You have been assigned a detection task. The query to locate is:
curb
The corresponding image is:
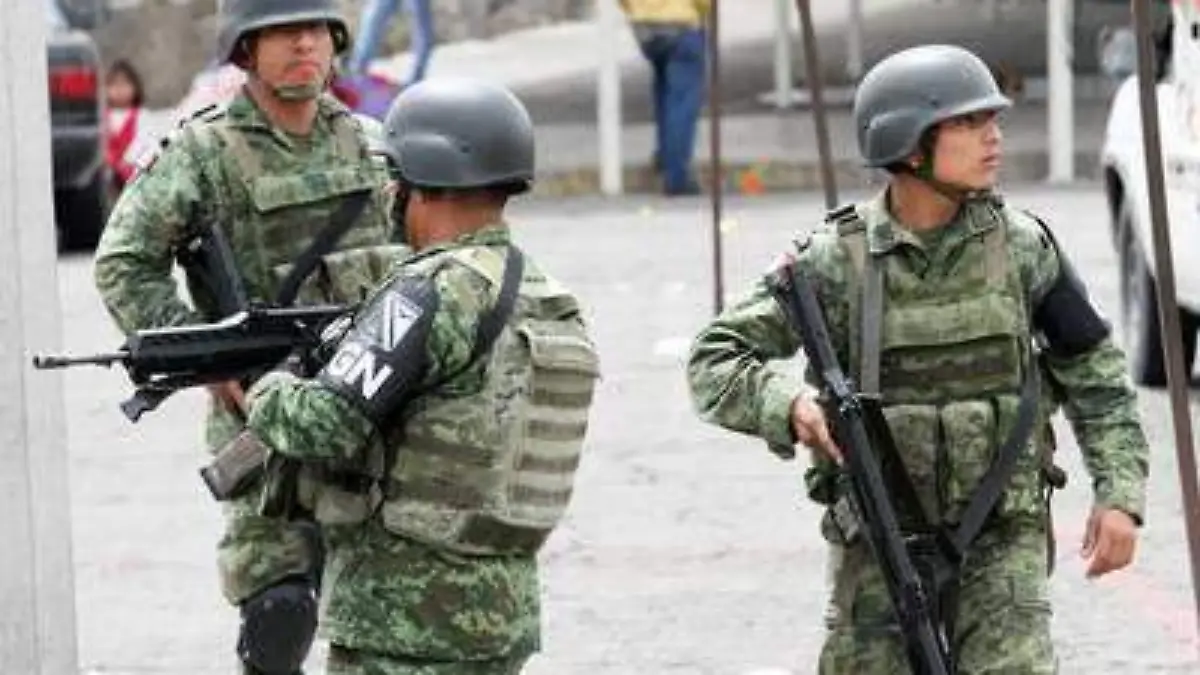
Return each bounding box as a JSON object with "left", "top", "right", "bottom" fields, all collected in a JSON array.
[{"left": 532, "top": 151, "right": 1104, "bottom": 198}]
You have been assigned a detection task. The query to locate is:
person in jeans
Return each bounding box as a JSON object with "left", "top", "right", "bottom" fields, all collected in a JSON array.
[
  {"left": 347, "top": 0, "right": 434, "bottom": 87},
  {"left": 620, "top": 0, "right": 710, "bottom": 196}
]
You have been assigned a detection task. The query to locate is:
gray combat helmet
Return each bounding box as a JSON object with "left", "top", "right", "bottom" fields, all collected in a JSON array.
[
  {"left": 217, "top": 0, "right": 350, "bottom": 65},
  {"left": 853, "top": 45, "right": 1011, "bottom": 168},
  {"left": 382, "top": 78, "right": 535, "bottom": 192}
]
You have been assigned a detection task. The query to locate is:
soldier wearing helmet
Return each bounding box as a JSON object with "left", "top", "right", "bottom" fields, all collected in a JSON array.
[
  {"left": 235, "top": 78, "right": 599, "bottom": 674},
  {"left": 94, "top": 1, "right": 404, "bottom": 673},
  {"left": 687, "top": 45, "right": 1148, "bottom": 672}
]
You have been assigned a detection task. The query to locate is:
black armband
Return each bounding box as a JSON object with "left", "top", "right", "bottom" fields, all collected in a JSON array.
[
  {"left": 317, "top": 275, "right": 438, "bottom": 426},
  {"left": 1033, "top": 253, "right": 1111, "bottom": 358}
]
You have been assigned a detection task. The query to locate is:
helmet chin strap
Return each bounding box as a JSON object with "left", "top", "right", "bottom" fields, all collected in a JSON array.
[
  {"left": 908, "top": 155, "right": 992, "bottom": 203},
  {"left": 247, "top": 69, "right": 324, "bottom": 102}
]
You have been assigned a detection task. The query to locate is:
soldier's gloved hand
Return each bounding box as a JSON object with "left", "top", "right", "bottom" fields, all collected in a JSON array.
[
  {"left": 1081, "top": 506, "right": 1138, "bottom": 578},
  {"left": 791, "top": 394, "right": 843, "bottom": 465}
]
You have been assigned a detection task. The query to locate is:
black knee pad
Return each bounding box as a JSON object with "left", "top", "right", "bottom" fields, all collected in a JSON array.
[{"left": 237, "top": 578, "right": 318, "bottom": 675}]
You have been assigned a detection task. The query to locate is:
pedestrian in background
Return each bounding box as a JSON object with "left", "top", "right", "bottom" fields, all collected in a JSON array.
[
  {"left": 104, "top": 58, "right": 148, "bottom": 194},
  {"left": 347, "top": 0, "right": 435, "bottom": 87},
  {"left": 620, "top": 0, "right": 710, "bottom": 196}
]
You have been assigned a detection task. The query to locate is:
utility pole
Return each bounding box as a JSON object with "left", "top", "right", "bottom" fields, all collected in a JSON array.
[{"left": 0, "top": 0, "right": 80, "bottom": 672}]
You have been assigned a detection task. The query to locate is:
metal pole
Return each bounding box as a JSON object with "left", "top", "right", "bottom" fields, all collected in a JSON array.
[
  {"left": 846, "top": 0, "right": 864, "bottom": 82},
  {"left": 597, "top": 0, "right": 624, "bottom": 195},
  {"left": 1048, "top": 0, "right": 1076, "bottom": 182},
  {"left": 794, "top": 0, "right": 838, "bottom": 209},
  {"left": 1, "top": 0, "right": 79, "bottom": 672},
  {"left": 707, "top": 0, "right": 725, "bottom": 315},
  {"left": 773, "top": 0, "right": 793, "bottom": 110},
  {"left": 1131, "top": 0, "right": 1200, "bottom": 644}
]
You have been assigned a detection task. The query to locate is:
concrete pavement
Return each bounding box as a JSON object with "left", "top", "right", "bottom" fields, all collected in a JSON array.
[{"left": 56, "top": 185, "right": 1200, "bottom": 673}]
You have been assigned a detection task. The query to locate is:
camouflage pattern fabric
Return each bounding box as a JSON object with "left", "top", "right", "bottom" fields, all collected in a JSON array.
[
  {"left": 819, "top": 526, "right": 1055, "bottom": 673},
  {"left": 686, "top": 189, "right": 1149, "bottom": 671},
  {"left": 93, "top": 89, "right": 399, "bottom": 607},
  {"left": 326, "top": 641, "right": 529, "bottom": 675},
  {"left": 246, "top": 225, "right": 594, "bottom": 665}
]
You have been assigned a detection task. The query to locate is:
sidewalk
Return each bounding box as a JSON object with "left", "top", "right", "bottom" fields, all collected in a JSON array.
[{"left": 363, "top": 0, "right": 1124, "bottom": 196}]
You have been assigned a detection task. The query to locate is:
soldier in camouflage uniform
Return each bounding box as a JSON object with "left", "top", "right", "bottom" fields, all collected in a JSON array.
[
  {"left": 232, "top": 77, "right": 600, "bottom": 674},
  {"left": 686, "top": 45, "right": 1149, "bottom": 673},
  {"left": 93, "top": 1, "right": 404, "bottom": 673}
]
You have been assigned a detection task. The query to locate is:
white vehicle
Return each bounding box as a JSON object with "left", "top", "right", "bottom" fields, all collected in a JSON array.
[{"left": 1100, "top": 0, "right": 1200, "bottom": 386}]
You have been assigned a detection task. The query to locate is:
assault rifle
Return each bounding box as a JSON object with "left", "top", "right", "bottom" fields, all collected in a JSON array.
[
  {"left": 767, "top": 263, "right": 955, "bottom": 675},
  {"left": 32, "top": 304, "right": 348, "bottom": 422}
]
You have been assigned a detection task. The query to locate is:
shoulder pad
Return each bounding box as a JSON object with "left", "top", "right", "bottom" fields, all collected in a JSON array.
[
  {"left": 319, "top": 93, "right": 354, "bottom": 118},
  {"left": 177, "top": 101, "right": 229, "bottom": 129},
  {"left": 1011, "top": 208, "right": 1059, "bottom": 252},
  {"left": 446, "top": 246, "right": 507, "bottom": 288},
  {"left": 793, "top": 232, "right": 812, "bottom": 254},
  {"left": 825, "top": 204, "right": 865, "bottom": 235}
]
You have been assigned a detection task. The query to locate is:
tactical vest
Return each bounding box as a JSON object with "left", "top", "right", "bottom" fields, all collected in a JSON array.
[
  {"left": 182, "top": 98, "right": 404, "bottom": 451},
  {"left": 831, "top": 200, "right": 1053, "bottom": 529},
  {"left": 180, "top": 98, "right": 398, "bottom": 316},
  {"left": 309, "top": 246, "right": 600, "bottom": 556}
]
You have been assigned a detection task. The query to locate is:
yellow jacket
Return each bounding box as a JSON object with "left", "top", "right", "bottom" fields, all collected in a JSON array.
[{"left": 619, "top": 0, "right": 711, "bottom": 27}]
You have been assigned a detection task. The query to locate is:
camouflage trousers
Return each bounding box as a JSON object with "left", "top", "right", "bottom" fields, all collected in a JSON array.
[
  {"left": 818, "top": 524, "right": 1057, "bottom": 674},
  {"left": 209, "top": 408, "right": 321, "bottom": 605},
  {"left": 325, "top": 645, "right": 530, "bottom": 675}
]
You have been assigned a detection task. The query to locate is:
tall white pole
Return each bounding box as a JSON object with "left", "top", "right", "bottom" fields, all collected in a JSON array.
[
  {"left": 846, "top": 0, "right": 864, "bottom": 81},
  {"left": 0, "top": 1, "right": 79, "bottom": 673},
  {"left": 597, "top": 0, "right": 624, "bottom": 195},
  {"left": 773, "top": 0, "right": 793, "bottom": 109},
  {"left": 1047, "top": 0, "right": 1075, "bottom": 182}
]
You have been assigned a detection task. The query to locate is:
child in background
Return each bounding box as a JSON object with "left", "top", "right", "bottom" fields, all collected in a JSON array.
[{"left": 104, "top": 59, "right": 147, "bottom": 194}]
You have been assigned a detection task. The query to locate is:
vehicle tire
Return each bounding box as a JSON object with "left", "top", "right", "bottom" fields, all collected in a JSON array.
[
  {"left": 1118, "top": 205, "right": 1199, "bottom": 386},
  {"left": 59, "top": 170, "right": 110, "bottom": 252}
]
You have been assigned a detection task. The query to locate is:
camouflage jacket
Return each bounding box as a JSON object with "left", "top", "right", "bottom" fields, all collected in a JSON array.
[
  {"left": 245, "top": 225, "right": 552, "bottom": 660},
  {"left": 686, "top": 190, "right": 1149, "bottom": 524},
  {"left": 93, "top": 90, "right": 397, "bottom": 333},
  {"left": 93, "top": 90, "right": 401, "bottom": 452}
]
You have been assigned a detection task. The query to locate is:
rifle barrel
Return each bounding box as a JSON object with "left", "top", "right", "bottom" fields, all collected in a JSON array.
[{"left": 31, "top": 353, "right": 126, "bottom": 369}]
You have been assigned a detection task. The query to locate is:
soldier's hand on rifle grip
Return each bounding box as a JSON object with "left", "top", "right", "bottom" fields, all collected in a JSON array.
[
  {"left": 1081, "top": 506, "right": 1139, "bottom": 579},
  {"left": 791, "top": 394, "right": 843, "bottom": 465},
  {"left": 207, "top": 380, "right": 247, "bottom": 419}
]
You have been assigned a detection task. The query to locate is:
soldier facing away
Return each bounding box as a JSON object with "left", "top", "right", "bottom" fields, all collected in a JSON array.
[
  {"left": 686, "top": 44, "right": 1149, "bottom": 673},
  {"left": 233, "top": 77, "right": 601, "bottom": 674},
  {"left": 92, "top": 0, "right": 403, "bottom": 672}
]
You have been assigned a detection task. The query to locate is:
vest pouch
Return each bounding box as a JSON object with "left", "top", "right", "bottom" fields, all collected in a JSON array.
[
  {"left": 249, "top": 167, "right": 389, "bottom": 272},
  {"left": 879, "top": 293, "right": 1024, "bottom": 403},
  {"left": 270, "top": 244, "right": 410, "bottom": 306},
  {"left": 504, "top": 320, "right": 599, "bottom": 530},
  {"left": 940, "top": 395, "right": 1041, "bottom": 526},
  {"left": 878, "top": 404, "right": 941, "bottom": 529}
]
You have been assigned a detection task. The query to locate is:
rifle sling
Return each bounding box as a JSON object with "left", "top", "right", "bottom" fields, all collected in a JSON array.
[
  {"left": 275, "top": 190, "right": 372, "bottom": 306},
  {"left": 438, "top": 244, "right": 525, "bottom": 384},
  {"left": 858, "top": 237, "right": 1041, "bottom": 562}
]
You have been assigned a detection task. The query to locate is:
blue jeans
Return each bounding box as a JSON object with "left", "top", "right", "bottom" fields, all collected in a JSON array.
[
  {"left": 636, "top": 25, "right": 706, "bottom": 193},
  {"left": 348, "top": 0, "right": 434, "bottom": 85}
]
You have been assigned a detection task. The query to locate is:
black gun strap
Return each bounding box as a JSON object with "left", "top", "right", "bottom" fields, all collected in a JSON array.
[
  {"left": 949, "top": 367, "right": 1040, "bottom": 556},
  {"left": 276, "top": 190, "right": 371, "bottom": 306},
  {"left": 473, "top": 245, "right": 524, "bottom": 363}
]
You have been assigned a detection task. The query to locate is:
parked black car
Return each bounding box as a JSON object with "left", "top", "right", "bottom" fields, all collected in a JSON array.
[{"left": 46, "top": 0, "right": 108, "bottom": 250}]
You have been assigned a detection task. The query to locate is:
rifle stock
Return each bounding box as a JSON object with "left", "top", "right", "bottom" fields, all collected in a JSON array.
[{"left": 768, "top": 264, "right": 954, "bottom": 675}]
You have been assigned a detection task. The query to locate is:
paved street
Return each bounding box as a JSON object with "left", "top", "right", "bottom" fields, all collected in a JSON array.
[{"left": 54, "top": 184, "right": 1200, "bottom": 674}]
